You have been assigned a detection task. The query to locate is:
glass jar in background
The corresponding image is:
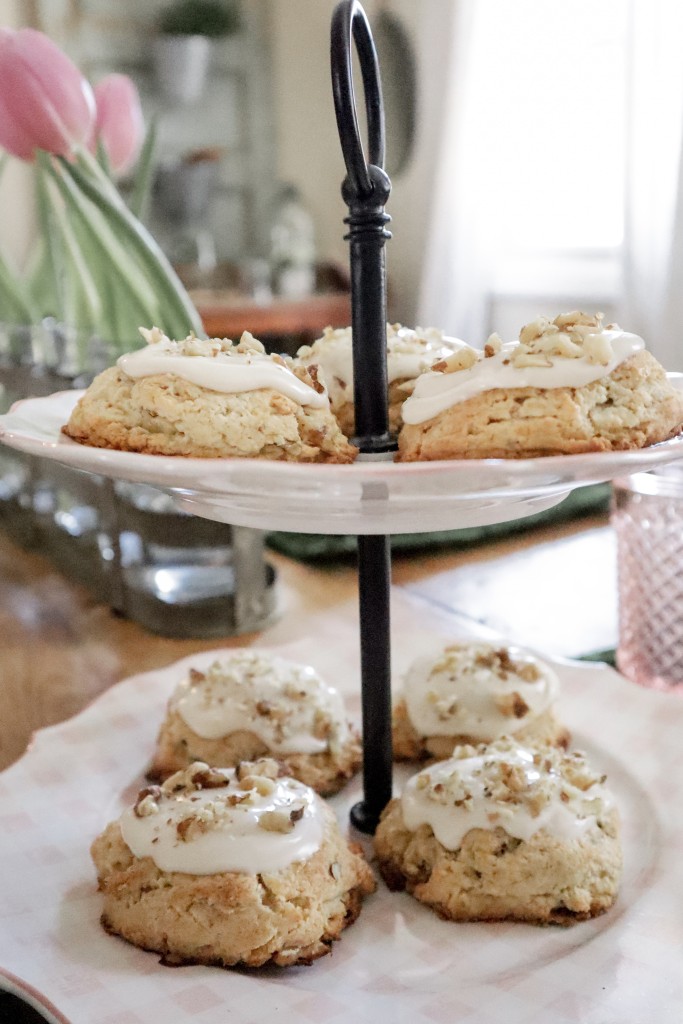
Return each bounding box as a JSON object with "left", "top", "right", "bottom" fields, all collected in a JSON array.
[
  {"left": 113, "top": 483, "right": 278, "bottom": 639},
  {"left": 269, "top": 184, "right": 316, "bottom": 299},
  {"left": 612, "top": 464, "right": 683, "bottom": 691}
]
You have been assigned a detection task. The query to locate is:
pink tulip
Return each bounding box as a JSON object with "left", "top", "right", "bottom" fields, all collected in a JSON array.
[
  {"left": 93, "top": 74, "right": 144, "bottom": 176},
  {"left": 0, "top": 28, "right": 95, "bottom": 160}
]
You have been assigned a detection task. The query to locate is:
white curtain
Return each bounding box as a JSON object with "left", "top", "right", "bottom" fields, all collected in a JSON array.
[
  {"left": 620, "top": 0, "right": 683, "bottom": 369},
  {"left": 418, "top": 0, "right": 683, "bottom": 367},
  {"left": 415, "top": 0, "right": 493, "bottom": 345}
]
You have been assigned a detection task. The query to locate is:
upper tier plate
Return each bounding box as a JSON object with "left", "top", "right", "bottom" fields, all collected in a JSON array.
[{"left": 1, "top": 388, "right": 683, "bottom": 534}]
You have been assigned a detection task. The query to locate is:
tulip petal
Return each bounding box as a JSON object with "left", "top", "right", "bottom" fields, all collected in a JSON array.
[
  {"left": 0, "top": 28, "right": 95, "bottom": 160},
  {"left": 94, "top": 74, "right": 144, "bottom": 176}
]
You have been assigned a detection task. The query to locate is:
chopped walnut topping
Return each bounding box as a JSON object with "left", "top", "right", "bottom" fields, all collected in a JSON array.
[
  {"left": 191, "top": 766, "right": 230, "bottom": 790},
  {"left": 134, "top": 786, "right": 162, "bottom": 817},
  {"left": 305, "top": 363, "right": 327, "bottom": 395},
  {"left": 484, "top": 333, "right": 503, "bottom": 357},
  {"left": 236, "top": 758, "right": 287, "bottom": 782},
  {"left": 239, "top": 774, "right": 276, "bottom": 797},
  {"left": 432, "top": 347, "right": 478, "bottom": 374},
  {"left": 411, "top": 737, "right": 612, "bottom": 831},
  {"left": 176, "top": 816, "right": 195, "bottom": 841},
  {"left": 513, "top": 311, "right": 611, "bottom": 368},
  {"left": 495, "top": 691, "right": 530, "bottom": 719},
  {"left": 516, "top": 662, "right": 541, "bottom": 683},
  {"left": 259, "top": 810, "right": 296, "bottom": 833},
  {"left": 237, "top": 330, "right": 266, "bottom": 354}
]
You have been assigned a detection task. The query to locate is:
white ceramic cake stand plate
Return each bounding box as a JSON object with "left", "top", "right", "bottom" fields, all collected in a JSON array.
[
  {"left": 0, "top": 630, "right": 682, "bottom": 1024},
  {"left": 2, "top": 389, "right": 683, "bottom": 533}
]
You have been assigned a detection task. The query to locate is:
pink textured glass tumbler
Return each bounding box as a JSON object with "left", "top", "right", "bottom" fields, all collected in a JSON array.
[{"left": 612, "top": 465, "right": 683, "bottom": 691}]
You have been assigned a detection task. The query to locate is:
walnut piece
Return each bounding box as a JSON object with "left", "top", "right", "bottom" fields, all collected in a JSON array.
[{"left": 134, "top": 786, "right": 161, "bottom": 817}]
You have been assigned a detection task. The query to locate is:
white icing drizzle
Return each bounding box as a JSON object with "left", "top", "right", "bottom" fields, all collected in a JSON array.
[
  {"left": 402, "top": 329, "right": 645, "bottom": 425},
  {"left": 297, "top": 324, "right": 466, "bottom": 410},
  {"left": 120, "top": 763, "right": 325, "bottom": 875},
  {"left": 401, "top": 739, "right": 614, "bottom": 850},
  {"left": 403, "top": 642, "right": 559, "bottom": 740},
  {"left": 172, "top": 650, "right": 351, "bottom": 756},
  {"left": 117, "top": 328, "right": 328, "bottom": 408}
]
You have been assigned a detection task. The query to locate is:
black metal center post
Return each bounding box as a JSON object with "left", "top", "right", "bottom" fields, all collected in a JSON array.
[{"left": 331, "top": 0, "right": 395, "bottom": 833}]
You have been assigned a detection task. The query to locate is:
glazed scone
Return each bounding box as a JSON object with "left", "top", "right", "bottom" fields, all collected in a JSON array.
[
  {"left": 399, "top": 312, "right": 683, "bottom": 460},
  {"left": 374, "top": 738, "right": 621, "bottom": 924},
  {"left": 148, "top": 651, "right": 362, "bottom": 796},
  {"left": 91, "top": 759, "right": 375, "bottom": 968},
  {"left": 392, "top": 642, "right": 569, "bottom": 761},
  {"left": 296, "top": 323, "right": 465, "bottom": 437},
  {"left": 63, "top": 328, "right": 357, "bottom": 463}
]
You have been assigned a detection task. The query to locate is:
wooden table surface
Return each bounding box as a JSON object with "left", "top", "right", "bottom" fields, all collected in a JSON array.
[{"left": 0, "top": 513, "right": 615, "bottom": 773}]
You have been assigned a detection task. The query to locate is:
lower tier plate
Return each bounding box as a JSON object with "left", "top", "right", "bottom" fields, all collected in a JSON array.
[{"left": 1, "top": 632, "right": 682, "bottom": 1024}]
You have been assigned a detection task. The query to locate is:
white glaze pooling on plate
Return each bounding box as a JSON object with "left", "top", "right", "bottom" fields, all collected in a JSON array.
[
  {"left": 402, "top": 329, "right": 645, "bottom": 425},
  {"left": 404, "top": 641, "right": 559, "bottom": 740},
  {"left": 118, "top": 330, "right": 327, "bottom": 408},
  {"left": 119, "top": 764, "right": 324, "bottom": 874},
  {"left": 297, "top": 324, "right": 466, "bottom": 409},
  {"left": 173, "top": 650, "right": 351, "bottom": 755},
  {"left": 401, "top": 738, "right": 615, "bottom": 850}
]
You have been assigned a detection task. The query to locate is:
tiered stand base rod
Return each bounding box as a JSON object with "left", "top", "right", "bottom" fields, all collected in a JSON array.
[{"left": 331, "top": 0, "right": 395, "bottom": 833}]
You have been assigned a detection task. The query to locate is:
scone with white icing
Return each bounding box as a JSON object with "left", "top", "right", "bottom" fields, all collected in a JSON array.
[
  {"left": 148, "top": 650, "right": 362, "bottom": 796},
  {"left": 374, "top": 738, "right": 621, "bottom": 924},
  {"left": 392, "top": 642, "right": 569, "bottom": 761},
  {"left": 398, "top": 312, "right": 683, "bottom": 460},
  {"left": 63, "top": 328, "right": 357, "bottom": 463},
  {"left": 296, "top": 323, "right": 465, "bottom": 437},
  {"left": 92, "top": 759, "right": 375, "bottom": 968}
]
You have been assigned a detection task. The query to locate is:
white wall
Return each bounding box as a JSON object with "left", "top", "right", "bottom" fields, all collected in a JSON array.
[
  {"left": 0, "top": 0, "right": 36, "bottom": 270},
  {"left": 268, "top": 0, "right": 455, "bottom": 325}
]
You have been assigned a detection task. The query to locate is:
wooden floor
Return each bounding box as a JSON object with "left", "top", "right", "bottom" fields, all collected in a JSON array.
[{"left": 0, "top": 513, "right": 615, "bottom": 772}]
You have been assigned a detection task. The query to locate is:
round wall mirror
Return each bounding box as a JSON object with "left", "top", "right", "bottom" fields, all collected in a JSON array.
[{"left": 373, "top": 10, "right": 417, "bottom": 178}]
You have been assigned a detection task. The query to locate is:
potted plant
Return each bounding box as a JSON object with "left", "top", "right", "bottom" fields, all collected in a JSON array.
[{"left": 153, "top": 0, "right": 242, "bottom": 106}]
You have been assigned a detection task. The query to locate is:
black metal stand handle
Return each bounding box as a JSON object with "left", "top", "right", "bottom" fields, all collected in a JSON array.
[{"left": 331, "top": 0, "right": 394, "bottom": 833}]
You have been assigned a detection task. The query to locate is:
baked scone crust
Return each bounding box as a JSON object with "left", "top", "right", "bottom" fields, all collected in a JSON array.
[
  {"left": 91, "top": 805, "right": 375, "bottom": 968},
  {"left": 148, "top": 709, "right": 362, "bottom": 796},
  {"left": 398, "top": 350, "right": 683, "bottom": 461},
  {"left": 392, "top": 699, "right": 570, "bottom": 762},
  {"left": 335, "top": 378, "right": 416, "bottom": 439},
  {"left": 374, "top": 801, "right": 621, "bottom": 925},
  {"left": 63, "top": 366, "right": 357, "bottom": 463}
]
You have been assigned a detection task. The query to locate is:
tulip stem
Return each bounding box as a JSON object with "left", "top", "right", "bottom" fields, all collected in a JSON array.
[
  {"left": 62, "top": 153, "right": 205, "bottom": 339},
  {"left": 47, "top": 158, "right": 164, "bottom": 340},
  {"left": 34, "top": 154, "right": 66, "bottom": 325},
  {"left": 129, "top": 119, "right": 157, "bottom": 222}
]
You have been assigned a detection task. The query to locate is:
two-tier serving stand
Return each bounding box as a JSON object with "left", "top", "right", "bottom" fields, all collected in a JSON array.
[{"left": 2, "top": 0, "right": 683, "bottom": 835}]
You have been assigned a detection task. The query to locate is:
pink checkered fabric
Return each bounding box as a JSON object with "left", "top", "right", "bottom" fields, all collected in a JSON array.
[{"left": 1, "top": 597, "right": 682, "bottom": 1023}]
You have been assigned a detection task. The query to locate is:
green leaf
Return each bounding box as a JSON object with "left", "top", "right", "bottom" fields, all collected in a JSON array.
[
  {"left": 96, "top": 135, "right": 113, "bottom": 179},
  {"left": 0, "top": 252, "right": 36, "bottom": 324},
  {"left": 34, "top": 153, "right": 66, "bottom": 323},
  {"left": 46, "top": 158, "right": 166, "bottom": 341},
  {"left": 129, "top": 118, "right": 157, "bottom": 221},
  {"left": 60, "top": 155, "right": 205, "bottom": 338},
  {"left": 25, "top": 239, "right": 60, "bottom": 319},
  {"left": 39, "top": 171, "right": 102, "bottom": 332}
]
